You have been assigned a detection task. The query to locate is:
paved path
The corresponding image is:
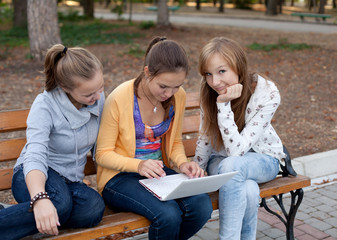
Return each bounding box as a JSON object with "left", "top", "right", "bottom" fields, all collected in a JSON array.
[{"left": 94, "top": 12, "right": 337, "bottom": 34}]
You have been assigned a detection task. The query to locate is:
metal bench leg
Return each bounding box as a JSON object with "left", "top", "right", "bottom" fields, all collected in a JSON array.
[{"left": 260, "top": 188, "right": 304, "bottom": 240}]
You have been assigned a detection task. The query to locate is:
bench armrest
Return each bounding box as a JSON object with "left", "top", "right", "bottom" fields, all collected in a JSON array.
[{"left": 279, "top": 145, "right": 297, "bottom": 177}]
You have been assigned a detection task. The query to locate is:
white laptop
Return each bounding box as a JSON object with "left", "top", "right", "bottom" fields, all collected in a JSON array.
[{"left": 139, "top": 171, "right": 237, "bottom": 201}]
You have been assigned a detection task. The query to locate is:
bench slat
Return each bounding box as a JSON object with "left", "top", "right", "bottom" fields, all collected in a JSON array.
[
  {"left": 185, "top": 91, "right": 199, "bottom": 110},
  {"left": 259, "top": 174, "right": 311, "bottom": 198},
  {"left": 0, "top": 109, "right": 29, "bottom": 133},
  {"left": 44, "top": 212, "right": 150, "bottom": 240},
  {"left": 182, "top": 114, "right": 200, "bottom": 134},
  {"left": 0, "top": 168, "right": 13, "bottom": 190},
  {"left": 0, "top": 138, "right": 26, "bottom": 162},
  {"left": 183, "top": 138, "right": 198, "bottom": 157}
]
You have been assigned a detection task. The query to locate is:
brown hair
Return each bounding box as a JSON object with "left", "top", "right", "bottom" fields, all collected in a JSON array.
[
  {"left": 134, "top": 36, "right": 189, "bottom": 117},
  {"left": 44, "top": 44, "right": 103, "bottom": 92},
  {"left": 198, "top": 37, "right": 254, "bottom": 150}
]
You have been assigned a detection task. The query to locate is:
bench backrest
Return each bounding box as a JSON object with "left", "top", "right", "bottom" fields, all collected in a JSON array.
[{"left": 0, "top": 92, "right": 201, "bottom": 191}]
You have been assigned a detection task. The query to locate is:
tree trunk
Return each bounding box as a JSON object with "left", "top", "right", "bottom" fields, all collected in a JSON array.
[
  {"left": 266, "top": 0, "right": 278, "bottom": 15},
  {"left": 157, "top": 0, "right": 170, "bottom": 27},
  {"left": 278, "top": 0, "right": 282, "bottom": 14},
  {"left": 308, "top": 0, "right": 316, "bottom": 11},
  {"left": 83, "top": 0, "right": 94, "bottom": 18},
  {"left": 13, "top": 0, "right": 27, "bottom": 27},
  {"left": 129, "top": 0, "right": 133, "bottom": 23},
  {"left": 105, "top": 0, "right": 111, "bottom": 8},
  {"left": 318, "top": 0, "right": 326, "bottom": 13},
  {"left": 27, "top": 0, "right": 61, "bottom": 61},
  {"left": 196, "top": 0, "right": 201, "bottom": 10},
  {"left": 219, "top": 0, "right": 225, "bottom": 12}
]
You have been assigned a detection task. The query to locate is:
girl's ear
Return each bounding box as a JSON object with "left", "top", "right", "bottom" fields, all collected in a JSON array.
[{"left": 143, "top": 66, "right": 150, "bottom": 78}]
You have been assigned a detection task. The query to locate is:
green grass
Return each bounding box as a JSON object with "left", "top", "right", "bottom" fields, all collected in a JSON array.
[
  {"left": 139, "top": 20, "right": 155, "bottom": 30},
  {"left": 61, "top": 21, "right": 142, "bottom": 46},
  {"left": 0, "top": 4, "right": 12, "bottom": 24},
  {"left": 0, "top": 19, "right": 142, "bottom": 49},
  {"left": 247, "top": 38, "right": 313, "bottom": 51},
  {"left": 0, "top": 27, "right": 29, "bottom": 47}
]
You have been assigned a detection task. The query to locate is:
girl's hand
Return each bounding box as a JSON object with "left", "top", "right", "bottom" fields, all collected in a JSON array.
[
  {"left": 217, "top": 83, "right": 243, "bottom": 103},
  {"left": 179, "top": 162, "right": 205, "bottom": 178},
  {"left": 33, "top": 199, "right": 60, "bottom": 236},
  {"left": 138, "top": 159, "right": 166, "bottom": 179}
]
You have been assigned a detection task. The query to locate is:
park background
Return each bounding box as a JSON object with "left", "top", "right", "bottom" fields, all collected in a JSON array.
[{"left": 0, "top": 1, "right": 337, "bottom": 239}]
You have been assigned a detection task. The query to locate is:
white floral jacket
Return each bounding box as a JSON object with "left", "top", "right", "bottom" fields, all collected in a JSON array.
[{"left": 194, "top": 75, "right": 286, "bottom": 170}]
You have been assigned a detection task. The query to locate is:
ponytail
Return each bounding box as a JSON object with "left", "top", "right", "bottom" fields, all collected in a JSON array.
[{"left": 43, "top": 44, "right": 102, "bottom": 92}]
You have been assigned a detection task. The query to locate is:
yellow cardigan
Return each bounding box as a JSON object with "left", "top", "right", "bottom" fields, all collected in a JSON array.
[{"left": 95, "top": 79, "right": 188, "bottom": 193}]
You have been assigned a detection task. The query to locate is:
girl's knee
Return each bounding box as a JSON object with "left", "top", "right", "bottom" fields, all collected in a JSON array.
[
  {"left": 245, "top": 180, "right": 260, "bottom": 208},
  {"left": 46, "top": 185, "right": 72, "bottom": 219},
  {"left": 52, "top": 194, "right": 73, "bottom": 222},
  {"left": 218, "top": 156, "right": 243, "bottom": 174},
  {"left": 67, "top": 195, "right": 105, "bottom": 228},
  {"left": 180, "top": 194, "right": 212, "bottom": 225},
  {"left": 154, "top": 208, "right": 182, "bottom": 229},
  {"left": 193, "top": 194, "right": 213, "bottom": 218},
  {"left": 84, "top": 193, "right": 105, "bottom": 220}
]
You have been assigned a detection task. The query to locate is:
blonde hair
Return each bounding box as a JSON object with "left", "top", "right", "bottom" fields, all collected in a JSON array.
[
  {"left": 44, "top": 44, "right": 102, "bottom": 91},
  {"left": 198, "top": 37, "right": 254, "bottom": 150}
]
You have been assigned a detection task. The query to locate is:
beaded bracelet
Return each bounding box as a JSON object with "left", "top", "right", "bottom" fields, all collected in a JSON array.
[{"left": 29, "top": 191, "right": 50, "bottom": 212}]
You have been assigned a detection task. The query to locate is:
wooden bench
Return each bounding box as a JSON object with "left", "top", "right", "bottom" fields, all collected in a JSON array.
[
  {"left": 291, "top": 12, "right": 332, "bottom": 21},
  {"left": 146, "top": 5, "right": 181, "bottom": 12},
  {"left": 0, "top": 91, "right": 311, "bottom": 240}
]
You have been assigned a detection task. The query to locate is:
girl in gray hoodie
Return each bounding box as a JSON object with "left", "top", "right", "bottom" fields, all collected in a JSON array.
[{"left": 0, "top": 44, "right": 105, "bottom": 239}]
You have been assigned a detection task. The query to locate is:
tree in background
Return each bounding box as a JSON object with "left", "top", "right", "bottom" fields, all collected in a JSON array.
[
  {"left": 157, "top": 0, "right": 170, "bottom": 27},
  {"left": 219, "top": 0, "right": 225, "bottom": 12},
  {"left": 81, "top": 0, "right": 94, "bottom": 18},
  {"left": 27, "top": 0, "right": 61, "bottom": 61},
  {"left": 266, "top": 0, "right": 278, "bottom": 15},
  {"left": 318, "top": 0, "right": 326, "bottom": 13},
  {"left": 196, "top": 0, "right": 201, "bottom": 10},
  {"left": 13, "top": 0, "right": 27, "bottom": 27},
  {"left": 235, "top": 0, "right": 252, "bottom": 9}
]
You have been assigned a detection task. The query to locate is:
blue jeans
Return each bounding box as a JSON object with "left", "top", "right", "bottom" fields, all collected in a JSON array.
[
  {"left": 0, "top": 166, "right": 105, "bottom": 240},
  {"left": 102, "top": 167, "right": 213, "bottom": 240},
  {"left": 207, "top": 152, "right": 279, "bottom": 240}
]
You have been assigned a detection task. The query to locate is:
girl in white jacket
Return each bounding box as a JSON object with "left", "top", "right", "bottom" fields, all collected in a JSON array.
[{"left": 194, "top": 37, "right": 286, "bottom": 240}]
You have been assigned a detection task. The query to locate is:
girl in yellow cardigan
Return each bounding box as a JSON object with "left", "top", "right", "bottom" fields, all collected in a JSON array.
[{"left": 95, "top": 37, "right": 212, "bottom": 239}]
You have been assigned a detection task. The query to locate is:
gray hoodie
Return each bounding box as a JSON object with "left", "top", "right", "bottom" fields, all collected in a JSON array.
[{"left": 14, "top": 87, "right": 105, "bottom": 182}]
